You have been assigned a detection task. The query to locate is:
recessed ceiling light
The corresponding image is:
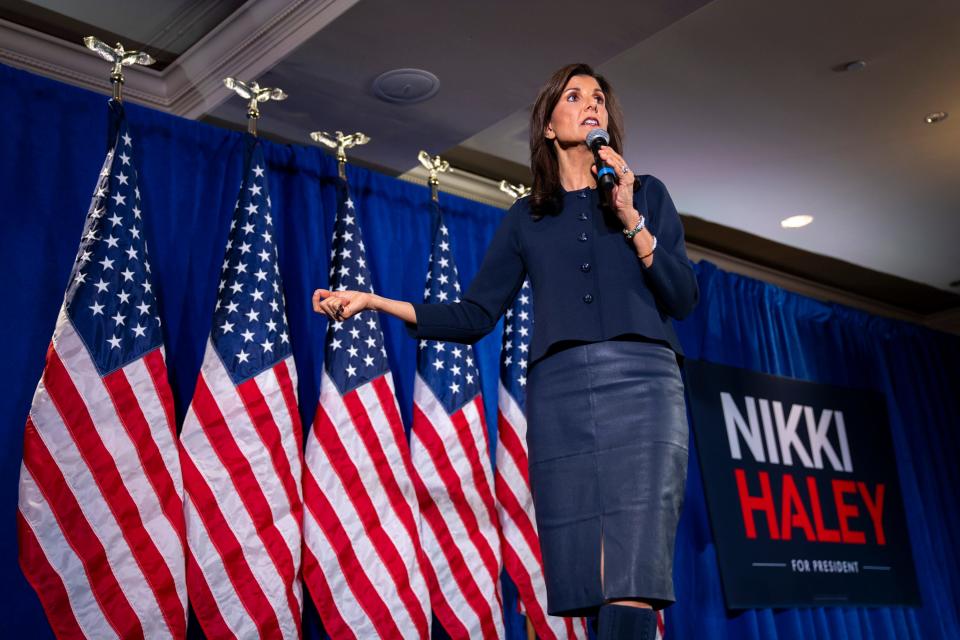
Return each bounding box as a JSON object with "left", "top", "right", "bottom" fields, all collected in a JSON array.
[
  {"left": 925, "top": 111, "right": 948, "bottom": 124},
  {"left": 372, "top": 68, "right": 440, "bottom": 104},
  {"left": 781, "top": 215, "right": 813, "bottom": 229},
  {"left": 832, "top": 59, "right": 866, "bottom": 73}
]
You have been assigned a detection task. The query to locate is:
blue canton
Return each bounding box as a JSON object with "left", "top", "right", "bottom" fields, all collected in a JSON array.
[
  {"left": 211, "top": 138, "right": 291, "bottom": 384},
  {"left": 324, "top": 182, "right": 390, "bottom": 394},
  {"left": 65, "top": 101, "right": 162, "bottom": 375},
  {"left": 500, "top": 279, "right": 533, "bottom": 412},
  {"left": 417, "top": 208, "right": 481, "bottom": 414}
]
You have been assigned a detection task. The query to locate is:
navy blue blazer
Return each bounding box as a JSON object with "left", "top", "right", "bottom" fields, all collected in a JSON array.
[{"left": 408, "top": 175, "right": 699, "bottom": 365}]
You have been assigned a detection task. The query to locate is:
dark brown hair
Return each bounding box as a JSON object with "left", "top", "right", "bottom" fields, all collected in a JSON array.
[{"left": 529, "top": 63, "right": 624, "bottom": 217}]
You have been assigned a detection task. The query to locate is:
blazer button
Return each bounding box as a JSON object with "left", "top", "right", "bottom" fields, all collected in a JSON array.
[
  {"left": 578, "top": 232, "right": 588, "bottom": 242},
  {"left": 583, "top": 293, "right": 593, "bottom": 304},
  {"left": 580, "top": 262, "right": 591, "bottom": 272},
  {"left": 578, "top": 213, "right": 588, "bottom": 221}
]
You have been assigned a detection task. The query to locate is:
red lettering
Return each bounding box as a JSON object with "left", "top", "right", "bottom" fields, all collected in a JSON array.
[
  {"left": 735, "top": 469, "right": 779, "bottom": 539},
  {"left": 806, "top": 476, "right": 840, "bottom": 542},
  {"left": 780, "top": 474, "right": 816, "bottom": 541},
  {"left": 858, "top": 482, "right": 886, "bottom": 545},
  {"left": 832, "top": 479, "right": 865, "bottom": 544}
]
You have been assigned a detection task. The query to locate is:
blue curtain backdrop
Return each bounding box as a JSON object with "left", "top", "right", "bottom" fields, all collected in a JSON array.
[{"left": 1, "top": 63, "right": 957, "bottom": 639}]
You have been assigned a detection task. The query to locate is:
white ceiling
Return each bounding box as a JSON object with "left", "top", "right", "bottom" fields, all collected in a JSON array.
[{"left": 2, "top": 0, "right": 958, "bottom": 293}]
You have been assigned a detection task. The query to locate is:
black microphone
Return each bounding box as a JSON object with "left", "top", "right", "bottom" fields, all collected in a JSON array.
[{"left": 586, "top": 128, "right": 617, "bottom": 196}]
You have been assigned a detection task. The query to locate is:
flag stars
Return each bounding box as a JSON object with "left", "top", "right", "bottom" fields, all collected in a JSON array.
[
  {"left": 116, "top": 172, "right": 129, "bottom": 186},
  {"left": 136, "top": 301, "right": 150, "bottom": 315},
  {"left": 245, "top": 309, "right": 259, "bottom": 323},
  {"left": 241, "top": 329, "right": 255, "bottom": 342},
  {"left": 261, "top": 338, "right": 273, "bottom": 353},
  {"left": 95, "top": 278, "right": 110, "bottom": 293},
  {"left": 111, "top": 192, "right": 126, "bottom": 206},
  {"left": 105, "top": 235, "right": 120, "bottom": 249},
  {"left": 125, "top": 246, "right": 138, "bottom": 261},
  {"left": 237, "top": 350, "right": 250, "bottom": 363},
  {"left": 249, "top": 183, "right": 262, "bottom": 196},
  {"left": 112, "top": 311, "right": 126, "bottom": 326},
  {"left": 252, "top": 165, "right": 265, "bottom": 177},
  {"left": 239, "top": 242, "right": 252, "bottom": 254},
  {"left": 108, "top": 212, "right": 123, "bottom": 226},
  {"left": 119, "top": 152, "right": 130, "bottom": 165},
  {"left": 245, "top": 202, "right": 258, "bottom": 216},
  {"left": 99, "top": 256, "right": 115, "bottom": 270},
  {"left": 117, "top": 290, "right": 131, "bottom": 304},
  {"left": 122, "top": 132, "right": 132, "bottom": 146},
  {"left": 120, "top": 268, "right": 135, "bottom": 282},
  {"left": 132, "top": 324, "right": 147, "bottom": 338},
  {"left": 221, "top": 321, "right": 235, "bottom": 334},
  {"left": 346, "top": 364, "right": 357, "bottom": 377},
  {"left": 90, "top": 301, "right": 105, "bottom": 316},
  {"left": 107, "top": 335, "right": 122, "bottom": 349},
  {"left": 242, "top": 222, "right": 255, "bottom": 235}
]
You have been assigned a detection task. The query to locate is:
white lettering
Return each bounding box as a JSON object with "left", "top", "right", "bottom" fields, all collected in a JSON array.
[{"left": 721, "top": 392, "right": 765, "bottom": 462}]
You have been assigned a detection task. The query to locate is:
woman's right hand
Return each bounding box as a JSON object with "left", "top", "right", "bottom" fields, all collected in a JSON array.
[{"left": 312, "top": 288, "right": 376, "bottom": 321}]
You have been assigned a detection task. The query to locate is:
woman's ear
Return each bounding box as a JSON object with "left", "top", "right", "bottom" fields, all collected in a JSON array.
[{"left": 544, "top": 123, "right": 555, "bottom": 140}]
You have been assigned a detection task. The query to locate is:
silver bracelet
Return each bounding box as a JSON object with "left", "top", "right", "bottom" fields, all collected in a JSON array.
[{"left": 623, "top": 214, "right": 645, "bottom": 240}]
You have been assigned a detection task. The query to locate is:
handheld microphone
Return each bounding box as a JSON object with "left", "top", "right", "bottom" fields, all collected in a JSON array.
[{"left": 586, "top": 128, "right": 617, "bottom": 194}]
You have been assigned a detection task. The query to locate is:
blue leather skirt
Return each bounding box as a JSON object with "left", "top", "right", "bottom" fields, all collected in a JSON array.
[{"left": 526, "top": 338, "right": 689, "bottom": 616}]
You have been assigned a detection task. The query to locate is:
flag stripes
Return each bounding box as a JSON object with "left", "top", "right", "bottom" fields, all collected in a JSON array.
[
  {"left": 411, "top": 382, "right": 505, "bottom": 639},
  {"left": 304, "top": 372, "right": 430, "bottom": 639},
  {"left": 181, "top": 344, "right": 303, "bottom": 639}
]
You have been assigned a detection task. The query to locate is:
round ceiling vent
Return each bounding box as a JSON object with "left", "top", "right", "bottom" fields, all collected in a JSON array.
[{"left": 372, "top": 68, "right": 440, "bottom": 104}]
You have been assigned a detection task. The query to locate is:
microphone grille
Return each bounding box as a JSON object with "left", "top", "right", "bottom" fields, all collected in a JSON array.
[{"left": 585, "top": 127, "right": 609, "bottom": 147}]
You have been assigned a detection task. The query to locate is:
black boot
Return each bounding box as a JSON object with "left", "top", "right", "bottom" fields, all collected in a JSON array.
[{"left": 597, "top": 604, "right": 658, "bottom": 640}]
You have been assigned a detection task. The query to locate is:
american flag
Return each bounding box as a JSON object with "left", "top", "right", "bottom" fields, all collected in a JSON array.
[
  {"left": 302, "top": 182, "right": 432, "bottom": 638},
  {"left": 409, "top": 207, "right": 505, "bottom": 639},
  {"left": 494, "top": 281, "right": 589, "bottom": 640},
  {"left": 179, "top": 137, "right": 304, "bottom": 638},
  {"left": 17, "top": 100, "right": 187, "bottom": 638}
]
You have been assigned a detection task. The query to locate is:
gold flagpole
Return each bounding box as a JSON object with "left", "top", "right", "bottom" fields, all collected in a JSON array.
[
  {"left": 309, "top": 131, "right": 371, "bottom": 180},
  {"left": 223, "top": 77, "right": 287, "bottom": 136},
  {"left": 417, "top": 151, "right": 452, "bottom": 202},
  {"left": 82, "top": 37, "right": 155, "bottom": 102},
  {"left": 499, "top": 179, "right": 531, "bottom": 201}
]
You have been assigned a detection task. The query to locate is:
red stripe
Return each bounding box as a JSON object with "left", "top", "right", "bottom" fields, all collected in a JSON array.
[
  {"left": 190, "top": 375, "right": 301, "bottom": 629},
  {"left": 180, "top": 449, "right": 282, "bottom": 637},
  {"left": 411, "top": 464, "right": 496, "bottom": 640},
  {"left": 494, "top": 472, "right": 543, "bottom": 567},
  {"left": 185, "top": 549, "right": 235, "bottom": 640},
  {"left": 17, "top": 510, "right": 86, "bottom": 640},
  {"left": 101, "top": 367, "right": 186, "bottom": 637},
  {"left": 237, "top": 373, "right": 302, "bottom": 528},
  {"left": 411, "top": 406, "right": 501, "bottom": 639},
  {"left": 274, "top": 359, "right": 305, "bottom": 472},
  {"left": 22, "top": 416, "right": 143, "bottom": 638},
  {"left": 301, "top": 545, "right": 353, "bottom": 639},
  {"left": 143, "top": 349, "right": 178, "bottom": 443},
  {"left": 450, "top": 397, "right": 501, "bottom": 579},
  {"left": 414, "top": 402, "right": 501, "bottom": 584},
  {"left": 301, "top": 468, "right": 403, "bottom": 638},
  {"left": 310, "top": 395, "right": 429, "bottom": 633},
  {"left": 497, "top": 411, "right": 532, "bottom": 489},
  {"left": 45, "top": 349, "right": 183, "bottom": 636},
  {"left": 658, "top": 610, "right": 665, "bottom": 637},
  {"left": 501, "top": 542, "right": 555, "bottom": 640}
]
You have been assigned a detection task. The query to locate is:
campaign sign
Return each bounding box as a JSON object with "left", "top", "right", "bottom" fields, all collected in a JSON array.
[{"left": 684, "top": 360, "right": 921, "bottom": 609}]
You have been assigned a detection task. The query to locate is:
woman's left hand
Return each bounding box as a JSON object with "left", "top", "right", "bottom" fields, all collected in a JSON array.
[{"left": 594, "top": 146, "right": 638, "bottom": 225}]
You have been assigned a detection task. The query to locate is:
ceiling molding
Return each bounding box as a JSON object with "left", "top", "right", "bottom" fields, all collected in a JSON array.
[{"left": 0, "top": 0, "right": 359, "bottom": 116}]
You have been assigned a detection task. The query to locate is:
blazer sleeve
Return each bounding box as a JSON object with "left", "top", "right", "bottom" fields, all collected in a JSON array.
[
  {"left": 637, "top": 176, "right": 699, "bottom": 320},
  {"left": 406, "top": 206, "right": 527, "bottom": 344}
]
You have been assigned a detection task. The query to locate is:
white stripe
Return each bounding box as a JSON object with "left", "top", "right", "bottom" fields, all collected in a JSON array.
[
  {"left": 304, "top": 407, "right": 423, "bottom": 637},
  {"left": 302, "top": 499, "right": 379, "bottom": 639},
  {"left": 18, "top": 467, "right": 119, "bottom": 640},
  {"left": 202, "top": 341, "right": 302, "bottom": 564},
  {"left": 315, "top": 371, "right": 429, "bottom": 608},
  {"left": 56, "top": 317, "right": 186, "bottom": 609},
  {"left": 413, "top": 379, "right": 502, "bottom": 579},
  {"left": 255, "top": 356, "right": 303, "bottom": 504},
  {"left": 410, "top": 378, "right": 504, "bottom": 639},
  {"left": 125, "top": 349, "right": 182, "bottom": 495},
  {"left": 354, "top": 375, "right": 424, "bottom": 539},
  {"left": 181, "top": 406, "right": 300, "bottom": 640},
  {"left": 182, "top": 493, "right": 245, "bottom": 639},
  {"left": 32, "top": 328, "right": 173, "bottom": 638}
]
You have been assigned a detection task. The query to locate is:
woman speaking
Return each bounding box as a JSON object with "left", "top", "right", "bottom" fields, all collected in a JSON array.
[{"left": 314, "top": 63, "right": 699, "bottom": 639}]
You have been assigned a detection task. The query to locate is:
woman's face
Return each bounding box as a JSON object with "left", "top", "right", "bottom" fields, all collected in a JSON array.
[{"left": 544, "top": 74, "right": 608, "bottom": 146}]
